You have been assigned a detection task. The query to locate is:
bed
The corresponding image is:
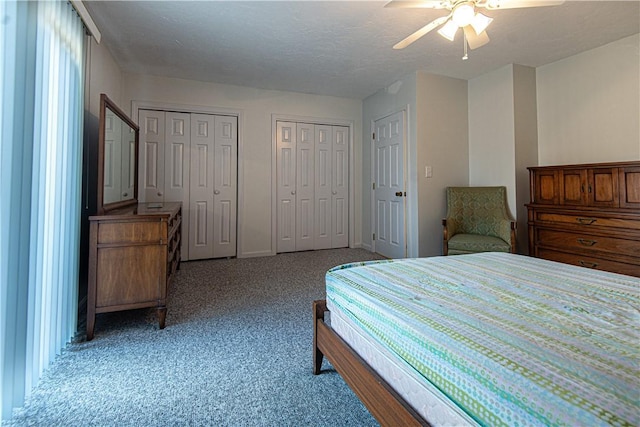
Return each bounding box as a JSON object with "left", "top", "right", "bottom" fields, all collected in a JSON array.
[{"left": 312, "top": 252, "right": 639, "bottom": 426}]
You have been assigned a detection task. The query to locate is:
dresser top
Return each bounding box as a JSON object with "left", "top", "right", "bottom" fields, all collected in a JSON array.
[
  {"left": 89, "top": 202, "right": 181, "bottom": 221},
  {"left": 528, "top": 160, "right": 639, "bottom": 171}
]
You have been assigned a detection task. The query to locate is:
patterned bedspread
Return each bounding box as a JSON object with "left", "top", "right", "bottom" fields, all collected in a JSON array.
[{"left": 326, "top": 253, "right": 639, "bottom": 426}]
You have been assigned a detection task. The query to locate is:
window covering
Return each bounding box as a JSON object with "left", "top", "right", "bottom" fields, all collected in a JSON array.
[{"left": 0, "top": 0, "right": 85, "bottom": 420}]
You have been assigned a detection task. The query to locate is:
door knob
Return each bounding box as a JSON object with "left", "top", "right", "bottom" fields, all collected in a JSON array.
[
  {"left": 214, "top": 190, "right": 220, "bottom": 195},
  {"left": 395, "top": 191, "right": 403, "bottom": 197},
  {"left": 122, "top": 192, "right": 128, "bottom": 197},
  {"left": 157, "top": 192, "right": 163, "bottom": 197},
  {"left": 332, "top": 191, "right": 337, "bottom": 195},
  {"left": 291, "top": 191, "right": 296, "bottom": 195}
]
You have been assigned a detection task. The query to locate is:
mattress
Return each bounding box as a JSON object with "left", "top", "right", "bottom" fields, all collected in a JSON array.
[{"left": 325, "top": 252, "right": 639, "bottom": 426}]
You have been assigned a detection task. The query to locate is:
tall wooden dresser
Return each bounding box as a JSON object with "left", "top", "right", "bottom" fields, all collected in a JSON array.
[
  {"left": 87, "top": 202, "right": 182, "bottom": 340},
  {"left": 527, "top": 161, "right": 640, "bottom": 278}
]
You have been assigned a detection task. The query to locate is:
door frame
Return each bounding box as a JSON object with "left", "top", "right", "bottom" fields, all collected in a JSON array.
[
  {"left": 132, "top": 100, "right": 244, "bottom": 257},
  {"left": 271, "top": 113, "right": 355, "bottom": 256},
  {"left": 370, "top": 107, "right": 410, "bottom": 258}
]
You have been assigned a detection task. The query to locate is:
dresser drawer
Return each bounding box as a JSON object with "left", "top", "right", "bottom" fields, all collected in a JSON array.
[
  {"left": 534, "top": 212, "right": 640, "bottom": 231},
  {"left": 536, "top": 248, "right": 640, "bottom": 278},
  {"left": 536, "top": 228, "right": 639, "bottom": 258},
  {"left": 97, "top": 220, "right": 165, "bottom": 244}
]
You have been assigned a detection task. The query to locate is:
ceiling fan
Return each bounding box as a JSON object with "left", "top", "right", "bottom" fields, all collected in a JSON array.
[{"left": 388, "top": 0, "right": 565, "bottom": 54}]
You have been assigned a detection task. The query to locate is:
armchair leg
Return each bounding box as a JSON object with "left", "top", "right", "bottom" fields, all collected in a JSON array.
[{"left": 442, "top": 219, "right": 449, "bottom": 256}]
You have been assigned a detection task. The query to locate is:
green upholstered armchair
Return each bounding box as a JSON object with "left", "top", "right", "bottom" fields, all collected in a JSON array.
[{"left": 442, "top": 186, "right": 516, "bottom": 256}]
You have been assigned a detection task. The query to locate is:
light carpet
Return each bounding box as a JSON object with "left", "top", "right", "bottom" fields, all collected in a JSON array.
[{"left": 4, "top": 249, "right": 385, "bottom": 426}]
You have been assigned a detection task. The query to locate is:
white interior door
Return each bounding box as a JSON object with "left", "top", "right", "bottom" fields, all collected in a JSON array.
[
  {"left": 103, "top": 108, "right": 122, "bottom": 205},
  {"left": 296, "top": 123, "right": 315, "bottom": 251},
  {"left": 140, "top": 109, "right": 238, "bottom": 261},
  {"left": 277, "top": 120, "right": 350, "bottom": 253},
  {"left": 374, "top": 111, "right": 406, "bottom": 259},
  {"left": 276, "top": 121, "right": 297, "bottom": 253},
  {"left": 164, "top": 112, "right": 190, "bottom": 259},
  {"left": 121, "top": 126, "right": 136, "bottom": 201},
  {"left": 314, "top": 125, "right": 332, "bottom": 250},
  {"left": 332, "top": 126, "right": 349, "bottom": 248},
  {"left": 138, "top": 110, "right": 165, "bottom": 203},
  {"left": 212, "top": 115, "right": 238, "bottom": 258},
  {"left": 189, "top": 114, "right": 215, "bottom": 260}
]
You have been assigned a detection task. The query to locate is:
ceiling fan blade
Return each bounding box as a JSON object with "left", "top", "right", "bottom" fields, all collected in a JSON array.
[
  {"left": 463, "top": 26, "right": 490, "bottom": 50},
  {"left": 385, "top": 0, "right": 449, "bottom": 9},
  {"left": 393, "top": 16, "right": 450, "bottom": 49},
  {"left": 483, "top": 0, "right": 564, "bottom": 10}
]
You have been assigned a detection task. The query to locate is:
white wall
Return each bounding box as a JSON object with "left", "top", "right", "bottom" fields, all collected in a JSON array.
[
  {"left": 122, "top": 74, "right": 363, "bottom": 258},
  {"left": 361, "top": 72, "right": 468, "bottom": 258},
  {"left": 537, "top": 34, "right": 640, "bottom": 165},
  {"left": 87, "top": 38, "right": 123, "bottom": 117},
  {"left": 468, "top": 65, "right": 517, "bottom": 215},
  {"left": 362, "top": 74, "right": 418, "bottom": 257},
  {"left": 512, "top": 65, "right": 538, "bottom": 254},
  {"left": 416, "top": 72, "right": 468, "bottom": 257}
]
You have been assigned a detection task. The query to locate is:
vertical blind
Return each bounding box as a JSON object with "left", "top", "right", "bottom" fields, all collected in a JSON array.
[{"left": 0, "top": 0, "right": 85, "bottom": 420}]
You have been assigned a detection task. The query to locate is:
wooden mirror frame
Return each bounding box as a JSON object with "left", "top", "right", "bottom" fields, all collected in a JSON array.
[{"left": 96, "top": 94, "right": 139, "bottom": 214}]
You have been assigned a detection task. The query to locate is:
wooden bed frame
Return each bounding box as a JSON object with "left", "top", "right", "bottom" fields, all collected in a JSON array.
[{"left": 313, "top": 299, "right": 430, "bottom": 427}]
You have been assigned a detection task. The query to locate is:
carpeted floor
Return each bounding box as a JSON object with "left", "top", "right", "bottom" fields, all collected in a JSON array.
[{"left": 4, "top": 249, "right": 385, "bottom": 427}]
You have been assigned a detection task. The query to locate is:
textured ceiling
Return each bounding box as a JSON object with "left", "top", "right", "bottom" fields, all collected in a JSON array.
[{"left": 85, "top": 1, "right": 640, "bottom": 99}]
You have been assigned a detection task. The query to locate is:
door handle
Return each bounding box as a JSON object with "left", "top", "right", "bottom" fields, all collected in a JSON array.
[
  {"left": 157, "top": 191, "right": 163, "bottom": 197},
  {"left": 395, "top": 191, "right": 403, "bottom": 197},
  {"left": 214, "top": 190, "right": 220, "bottom": 195},
  {"left": 291, "top": 191, "right": 296, "bottom": 195}
]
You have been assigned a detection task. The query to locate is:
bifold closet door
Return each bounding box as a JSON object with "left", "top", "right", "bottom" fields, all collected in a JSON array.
[
  {"left": 190, "top": 114, "right": 238, "bottom": 260},
  {"left": 314, "top": 125, "right": 349, "bottom": 249},
  {"left": 103, "top": 109, "right": 123, "bottom": 204},
  {"left": 314, "top": 125, "right": 332, "bottom": 250},
  {"left": 276, "top": 121, "right": 349, "bottom": 253},
  {"left": 276, "top": 121, "right": 297, "bottom": 253},
  {"left": 140, "top": 110, "right": 237, "bottom": 261},
  {"left": 276, "top": 121, "right": 317, "bottom": 253},
  {"left": 295, "top": 123, "right": 316, "bottom": 251},
  {"left": 139, "top": 110, "right": 190, "bottom": 257},
  {"left": 331, "top": 126, "right": 349, "bottom": 248}
]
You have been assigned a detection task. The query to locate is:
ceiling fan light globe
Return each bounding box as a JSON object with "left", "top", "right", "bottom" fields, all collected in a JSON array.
[
  {"left": 438, "top": 19, "right": 459, "bottom": 41},
  {"left": 470, "top": 12, "right": 493, "bottom": 34},
  {"left": 451, "top": 3, "right": 475, "bottom": 27}
]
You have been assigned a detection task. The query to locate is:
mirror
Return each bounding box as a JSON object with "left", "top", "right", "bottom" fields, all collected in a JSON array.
[{"left": 97, "top": 94, "right": 139, "bottom": 214}]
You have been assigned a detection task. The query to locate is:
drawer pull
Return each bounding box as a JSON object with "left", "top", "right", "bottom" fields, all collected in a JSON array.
[
  {"left": 579, "top": 260, "right": 598, "bottom": 269},
  {"left": 576, "top": 217, "right": 597, "bottom": 225},
  {"left": 577, "top": 238, "right": 597, "bottom": 246}
]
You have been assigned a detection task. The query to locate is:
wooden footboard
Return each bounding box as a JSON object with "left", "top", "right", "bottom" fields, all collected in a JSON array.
[{"left": 313, "top": 300, "right": 429, "bottom": 427}]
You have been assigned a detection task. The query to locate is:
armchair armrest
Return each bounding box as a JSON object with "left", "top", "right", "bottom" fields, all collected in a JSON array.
[{"left": 442, "top": 218, "right": 458, "bottom": 256}]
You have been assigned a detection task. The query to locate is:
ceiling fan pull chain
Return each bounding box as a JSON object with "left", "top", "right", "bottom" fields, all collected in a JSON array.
[{"left": 462, "top": 31, "right": 469, "bottom": 60}]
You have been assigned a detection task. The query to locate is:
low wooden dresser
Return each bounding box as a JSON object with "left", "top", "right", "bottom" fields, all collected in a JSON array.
[
  {"left": 87, "top": 202, "right": 182, "bottom": 340},
  {"left": 527, "top": 161, "right": 640, "bottom": 278}
]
